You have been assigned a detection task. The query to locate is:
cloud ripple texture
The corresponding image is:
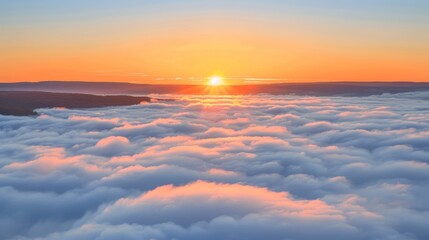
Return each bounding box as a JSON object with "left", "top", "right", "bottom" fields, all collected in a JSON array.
[{"left": 1, "top": 93, "right": 429, "bottom": 240}]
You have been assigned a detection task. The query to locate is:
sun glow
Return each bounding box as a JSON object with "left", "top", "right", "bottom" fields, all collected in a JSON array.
[{"left": 208, "top": 76, "right": 224, "bottom": 86}]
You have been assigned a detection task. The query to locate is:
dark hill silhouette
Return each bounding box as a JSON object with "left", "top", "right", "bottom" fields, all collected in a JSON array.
[{"left": 0, "top": 91, "right": 150, "bottom": 116}]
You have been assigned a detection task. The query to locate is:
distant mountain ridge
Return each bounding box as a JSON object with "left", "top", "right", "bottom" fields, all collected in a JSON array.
[{"left": 1, "top": 81, "right": 429, "bottom": 96}]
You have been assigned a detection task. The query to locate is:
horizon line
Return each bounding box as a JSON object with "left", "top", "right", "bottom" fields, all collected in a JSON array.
[{"left": 2, "top": 80, "right": 429, "bottom": 86}]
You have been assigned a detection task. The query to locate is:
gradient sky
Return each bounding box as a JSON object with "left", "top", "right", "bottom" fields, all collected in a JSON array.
[{"left": 1, "top": 0, "right": 428, "bottom": 84}]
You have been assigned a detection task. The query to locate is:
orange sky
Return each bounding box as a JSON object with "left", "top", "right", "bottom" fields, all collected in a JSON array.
[{"left": 1, "top": 1, "right": 428, "bottom": 84}]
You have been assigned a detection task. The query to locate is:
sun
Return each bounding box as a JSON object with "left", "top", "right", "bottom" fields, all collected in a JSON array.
[{"left": 208, "top": 76, "right": 224, "bottom": 86}]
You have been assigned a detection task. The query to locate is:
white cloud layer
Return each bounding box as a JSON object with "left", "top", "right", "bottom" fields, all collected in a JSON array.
[{"left": 1, "top": 92, "right": 429, "bottom": 240}]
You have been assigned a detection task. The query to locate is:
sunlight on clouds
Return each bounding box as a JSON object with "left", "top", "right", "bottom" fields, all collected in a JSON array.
[{"left": 0, "top": 93, "right": 429, "bottom": 239}]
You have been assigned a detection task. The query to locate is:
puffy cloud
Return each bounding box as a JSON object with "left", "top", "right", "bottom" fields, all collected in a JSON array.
[
  {"left": 93, "top": 181, "right": 343, "bottom": 226},
  {"left": 85, "top": 136, "right": 134, "bottom": 157},
  {"left": 1, "top": 92, "right": 429, "bottom": 239}
]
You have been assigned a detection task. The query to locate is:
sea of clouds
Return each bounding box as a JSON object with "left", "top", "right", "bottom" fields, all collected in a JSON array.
[{"left": 1, "top": 92, "right": 429, "bottom": 240}]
